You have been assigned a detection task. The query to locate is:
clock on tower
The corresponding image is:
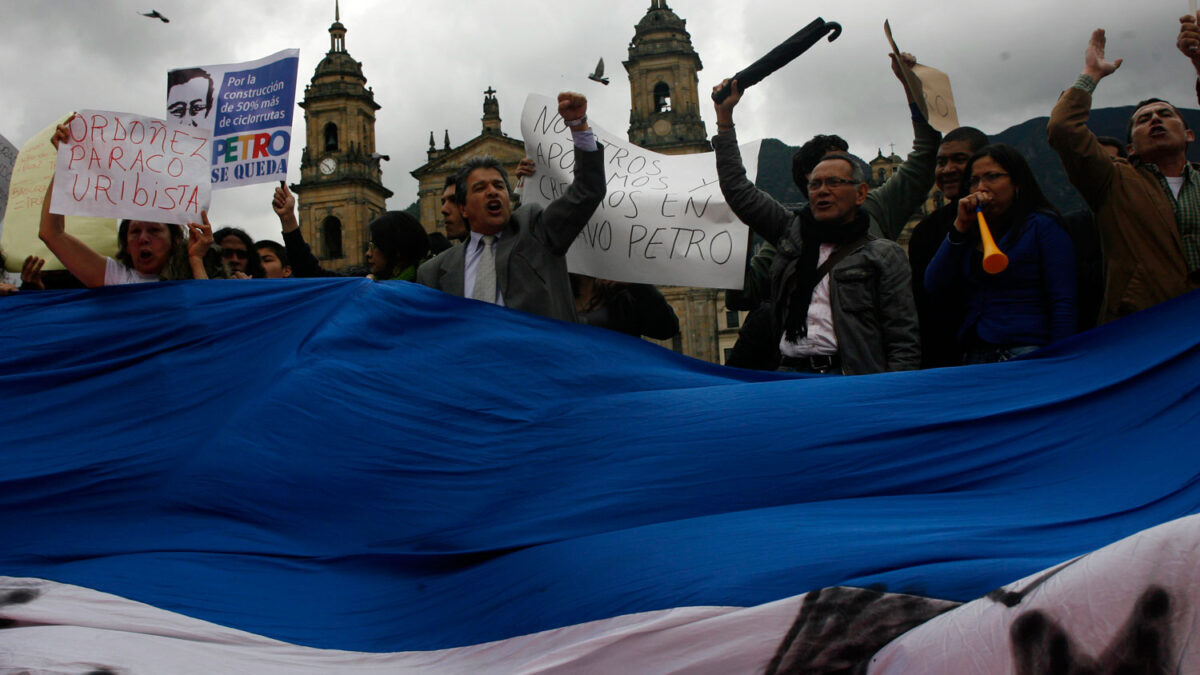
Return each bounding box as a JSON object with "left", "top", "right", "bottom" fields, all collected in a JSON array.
[{"left": 291, "top": 3, "right": 393, "bottom": 269}]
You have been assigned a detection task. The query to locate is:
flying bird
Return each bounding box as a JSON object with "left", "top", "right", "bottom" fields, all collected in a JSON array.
[
  {"left": 588, "top": 58, "right": 609, "bottom": 85},
  {"left": 139, "top": 10, "right": 169, "bottom": 23}
]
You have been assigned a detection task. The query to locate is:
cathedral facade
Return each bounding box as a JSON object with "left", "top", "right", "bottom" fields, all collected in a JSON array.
[{"left": 410, "top": 88, "right": 526, "bottom": 238}]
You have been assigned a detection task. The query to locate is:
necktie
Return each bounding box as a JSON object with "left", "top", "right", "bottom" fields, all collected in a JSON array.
[{"left": 472, "top": 234, "right": 496, "bottom": 303}]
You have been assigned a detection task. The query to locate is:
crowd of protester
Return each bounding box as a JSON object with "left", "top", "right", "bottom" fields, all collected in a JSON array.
[{"left": 6, "top": 17, "right": 1200, "bottom": 373}]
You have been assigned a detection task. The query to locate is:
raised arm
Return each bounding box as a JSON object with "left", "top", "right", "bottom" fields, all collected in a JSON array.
[
  {"left": 273, "top": 181, "right": 333, "bottom": 277},
  {"left": 539, "top": 92, "right": 606, "bottom": 255},
  {"left": 38, "top": 116, "right": 110, "bottom": 287},
  {"left": 1178, "top": 12, "right": 1200, "bottom": 78},
  {"left": 1047, "top": 29, "right": 1122, "bottom": 209},
  {"left": 186, "top": 211, "right": 214, "bottom": 280},
  {"left": 710, "top": 78, "right": 793, "bottom": 245},
  {"left": 863, "top": 53, "right": 941, "bottom": 241}
]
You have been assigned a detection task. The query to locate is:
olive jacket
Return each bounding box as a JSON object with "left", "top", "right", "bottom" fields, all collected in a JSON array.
[{"left": 1048, "top": 86, "right": 1199, "bottom": 323}]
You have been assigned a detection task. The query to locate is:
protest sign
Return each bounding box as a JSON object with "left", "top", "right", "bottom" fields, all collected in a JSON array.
[
  {"left": 168, "top": 49, "right": 299, "bottom": 189},
  {"left": 0, "top": 131, "right": 16, "bottom": 239},
  {"left": 0, "top": 116, "right": 117, "bottom": 272},
  {"left": 49, "top": 110, "right": 211, "bottom": 226},
  {"left": 884, "top": 20, "right": 960, "bottom": 133},
  {"left": 520, "top": 94, "right": 754, "bottom": 289}
]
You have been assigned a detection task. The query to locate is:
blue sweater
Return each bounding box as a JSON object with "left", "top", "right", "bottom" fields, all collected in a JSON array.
[{"left": 925, "top": 210, "right": 1077, "bottom": 346}]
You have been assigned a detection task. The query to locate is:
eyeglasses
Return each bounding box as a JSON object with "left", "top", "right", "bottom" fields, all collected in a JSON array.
[
  {"left": 221, "top": 249, "right": 248, "bottom": 260},
  {"left": 168, "top": 102, "right": 209, "bottom": 119},
  {"left": 366, "top": 241, "right": 378, "bottom": 253},
  {"left": 807, "top": 177, "right": 859, "bottom": 192},
  {"left": 969, "top": 172, "right": 1010, "bottom": 187}
]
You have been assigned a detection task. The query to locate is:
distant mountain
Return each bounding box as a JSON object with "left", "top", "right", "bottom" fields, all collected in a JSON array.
[
  {"left": 755, "top": 105, "right": 1200, "bottom": 215},
  {"left": 755, "top": 138, "right": 806, "bottom": 205},
  {"left": 990, "top": 105, "right": 1200, "bottom": 215}
]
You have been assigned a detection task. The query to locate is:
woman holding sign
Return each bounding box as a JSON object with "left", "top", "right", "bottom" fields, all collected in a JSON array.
[
  {"left": 924, "top": 144, "right": 1076, "bottom": 364},
  {"left": 39, "top": 117, "right": 216, "bottom": 286}
]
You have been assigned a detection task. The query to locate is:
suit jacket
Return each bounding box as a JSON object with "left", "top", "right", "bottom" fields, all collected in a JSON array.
[{"left": 417, "top": 144, "right": 605, "bottom": 323}]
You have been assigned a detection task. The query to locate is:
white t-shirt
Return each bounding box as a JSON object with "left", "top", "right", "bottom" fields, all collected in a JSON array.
[
  {"left": 1167, "top": 175, "right": 1185, "bottom": 199},
  {"left": 104, "top": 257, "right": 159, "bottom": 286}
]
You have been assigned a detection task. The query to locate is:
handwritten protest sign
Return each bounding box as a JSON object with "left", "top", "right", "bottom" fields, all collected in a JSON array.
[
  {"left": 49, "top": 110, "right": 211, "bottom": 226},
  {"left": 0, "top": 116, "right": 117, "bottom": 272},
  {"left": 0, "top": 132, "right": 16, "bottom": 239},
  {"left": 168, "top": 49, "right": 299, "bottom": 189},
  {"left": 884, "top": 20, "right": 960, "bottom": 133},
  {"left": 520, "top": 94, "right": 754, "bottom": 289}
]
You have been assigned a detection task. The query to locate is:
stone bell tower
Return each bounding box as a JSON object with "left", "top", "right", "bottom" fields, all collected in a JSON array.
[
  {"left": 292, "top": 1, "right": 393, "bottom": 270},
  {"left": 624, "top": 0, "right": 710, "bottom": 155}
]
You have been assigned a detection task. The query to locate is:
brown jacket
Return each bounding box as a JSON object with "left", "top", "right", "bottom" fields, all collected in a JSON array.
[{"left": 1047, "top": 87, "right": 1197, "bottom": 324}]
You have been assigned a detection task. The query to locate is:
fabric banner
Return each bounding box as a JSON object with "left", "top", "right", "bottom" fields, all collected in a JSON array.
[
  {"left": 1, "top": 280, "right": 1199, "bottom": 670},
  {"left": 520, "top": 94, "right": 753, "bottom": 289},
  {"left": 168, "top": 48, "right": 299, "bottom": 189}
]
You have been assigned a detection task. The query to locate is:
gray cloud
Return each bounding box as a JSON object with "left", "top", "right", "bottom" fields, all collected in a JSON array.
[{"left": 1, "top": 0, "right": 1194, "bottom": 244}]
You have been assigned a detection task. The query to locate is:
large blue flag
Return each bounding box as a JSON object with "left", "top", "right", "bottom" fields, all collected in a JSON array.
[{"left": 1, "top": 279, "right": 1198, "bottom": 671}]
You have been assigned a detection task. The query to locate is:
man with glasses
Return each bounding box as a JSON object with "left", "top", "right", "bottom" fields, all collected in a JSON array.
[
  {"left": 907, "top": 126, "right": 990, "bottom": 367},
  {"left": 166, "top": 68, "right": 214, "bottom": 129},
  {"left": 712, "top": 80, "right": 920, "bottom": 374},
  {"left": 1048, "top": 25, "right": 1200, "bottom": 324},
  {"left": 725, "top": 52, "right": 939, "bottom": 313}
]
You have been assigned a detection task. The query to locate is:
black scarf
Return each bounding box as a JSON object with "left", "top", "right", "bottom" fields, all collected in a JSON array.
[{"left": 782, "top": 208, "right": 871, "bottom": 341}]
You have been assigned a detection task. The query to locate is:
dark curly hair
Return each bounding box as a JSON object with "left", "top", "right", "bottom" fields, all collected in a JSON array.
[
  {"left": 213, "top": 227, "right": 266, "bottom": 278},
  {"left": 793, "top": 134, "right": 849, "bottom": 198},
  {"left": 368, "top": 211, "right": 430, "bottom": 277}
]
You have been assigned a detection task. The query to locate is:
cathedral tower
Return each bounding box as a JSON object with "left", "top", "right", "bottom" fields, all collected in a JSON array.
[
  {"left": 292, "top": 3, "right": 392, "bottom": 270},
  {"left": 623, "top": 0, "right": 710, "bottom": 155}
]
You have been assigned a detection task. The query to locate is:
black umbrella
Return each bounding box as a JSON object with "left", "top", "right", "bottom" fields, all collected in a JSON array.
[{"left": 711, "top": 18, "right": 842, "bottom": 104}]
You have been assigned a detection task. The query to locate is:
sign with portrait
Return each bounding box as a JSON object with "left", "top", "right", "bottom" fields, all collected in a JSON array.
[{"left": 167, "top": 49, "right": 299, "bottom": 190}]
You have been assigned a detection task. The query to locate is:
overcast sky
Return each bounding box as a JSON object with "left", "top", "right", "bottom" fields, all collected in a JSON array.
[{"left": 1, "top": 0, "right": 1195, "bottom": 244}]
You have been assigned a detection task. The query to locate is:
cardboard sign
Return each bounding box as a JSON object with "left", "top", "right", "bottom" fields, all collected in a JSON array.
[
  {"left": 520, "top": 94, "right": 753, "bottom": 290},
  {"left": 168, "top": 48, "right": 299, "bottom": 189},
  {"left": 49, "top": 110, "right": 212, "bottom": 226},
  {"left": 0, "top": 116, "right": 117, "bottom": 271},
  {"left": 884, "top": 20, "right": 961, "bottom": 133}
]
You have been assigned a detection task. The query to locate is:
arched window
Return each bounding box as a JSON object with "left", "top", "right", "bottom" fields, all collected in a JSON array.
[
  {"left": 324, "top": 123, "right": 338, "bottom": 152},
  {"left": 653, "top": 82, "right": 672, "bottom": 113},
  {"left": 321, "top": 216, "right": 343, "bottom": 259}
]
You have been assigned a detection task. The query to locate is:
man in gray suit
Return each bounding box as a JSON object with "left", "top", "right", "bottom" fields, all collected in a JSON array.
[{"left": 417, "top": 92, "right": 605, "bottom": 323}]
